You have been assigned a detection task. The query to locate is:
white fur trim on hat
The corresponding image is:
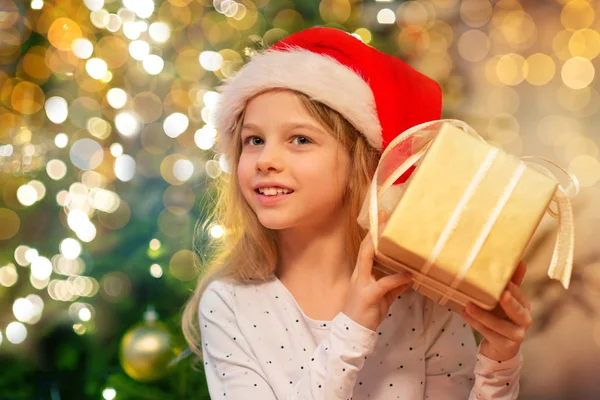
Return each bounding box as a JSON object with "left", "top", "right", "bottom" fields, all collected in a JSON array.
[{"left": 214, "top": 46, "right": 382, "bottom": 154}]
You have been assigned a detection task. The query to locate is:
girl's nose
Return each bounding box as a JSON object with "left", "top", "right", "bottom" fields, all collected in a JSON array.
[{"left": 256, "top": 145, "right": 283, "bottom": 172}]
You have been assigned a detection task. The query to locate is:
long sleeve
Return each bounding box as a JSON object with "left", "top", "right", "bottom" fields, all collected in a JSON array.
[
  {"left": 199, "top": 281, "right": 379, "bottom": 399},
  {"left": 422, "top": 302, "right": 522, "bottom": 399},
  {"left": 469, "top": 343, "right": 522, "bottom": 399}
]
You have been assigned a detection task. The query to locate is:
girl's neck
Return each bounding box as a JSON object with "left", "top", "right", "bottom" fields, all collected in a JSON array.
[{"left": 275, "top": 212, "right": 353, "bottom": 291}]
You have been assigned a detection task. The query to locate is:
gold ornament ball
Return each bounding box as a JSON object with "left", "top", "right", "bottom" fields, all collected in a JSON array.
[{"left": 119, "top": 320, "right": 176, "bottom": 382}]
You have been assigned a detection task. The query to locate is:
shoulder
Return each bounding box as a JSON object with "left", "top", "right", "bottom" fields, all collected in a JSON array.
[{"left": 199, "top": 277, "right": 276, "bottom": 314}]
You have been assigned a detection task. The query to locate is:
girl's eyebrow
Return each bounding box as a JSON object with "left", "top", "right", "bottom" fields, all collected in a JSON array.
[{"left": 242, "top": 122, "right": 325, "bottom": 135}]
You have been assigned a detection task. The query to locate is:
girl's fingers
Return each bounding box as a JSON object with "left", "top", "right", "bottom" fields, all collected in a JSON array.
[
  {"left": 506, "top": 282, "right": 531, "bottom": 310},
  {"left": 375, "top": 272, "right": 412, "bottom": 298},
  {"left": 511, "top": 260, "right": 527, "bottom": 286},
  {"left": 465, "top": 303, "right": 527, "bottom": 342},
  {"left": 499, "top": 288, "right": 532, "bottom": 329},
  {"left": 357, "top": 233, "right": 375, "bottom": 280},
  {"left": 384, "top": 282, "right": 411, "bottom": 306},
  {"left": 357, "top": 210, "right": 387, "bottom": 281},
  {"left": 462, "top": 311, "right": 514, "bottom": 346}
]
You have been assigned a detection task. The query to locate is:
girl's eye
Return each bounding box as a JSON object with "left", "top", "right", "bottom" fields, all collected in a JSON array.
[
  {"left": 292, "top": 136, "right": 312, "bottom": 145},
  {"left": 244, "top": 136, "right": 263, "bottom": 146}
]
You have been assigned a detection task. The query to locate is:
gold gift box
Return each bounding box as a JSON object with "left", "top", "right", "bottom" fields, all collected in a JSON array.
[{"left": 374, "top": 122, "right": 558, "bottom": 313}]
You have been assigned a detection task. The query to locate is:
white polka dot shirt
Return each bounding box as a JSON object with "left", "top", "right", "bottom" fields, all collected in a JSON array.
[{"left": 199, "top": 276, "right": 522, "bottom": 399}]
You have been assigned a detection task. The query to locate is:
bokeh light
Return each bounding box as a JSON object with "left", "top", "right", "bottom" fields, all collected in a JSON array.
[
  {"left": 562, "top": 57, "right": 595, "bottom": 89},
  {"left": 6, "top": 322, "right": 27, "bottom": 344},
  {"left": 54, "top": 133, "right": 69, "bottom": 148},
  {"left": 107, "top": 88, "right": 128, "bottom": 109},
  {"left": 142, "top": 54, "right": 165, "bottom": 75},
  {"left": 70, "top": 139, "right": 104, "bottom": 171},
  {"left": 72, "top": 38, "right": 94, "bottom": 59},
  {"left": 150, "top": 264, "right": 163, "bottom": 278},
  {"left": 163, "top": 113, "right": 189, "bottom": 138},
  {"left": 45, "top": 97, "right": 69, "bottom": 124}
]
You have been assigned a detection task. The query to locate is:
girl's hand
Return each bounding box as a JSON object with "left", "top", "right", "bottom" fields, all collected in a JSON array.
[
  {"left": 462, "top": 260, "right": 532, "bottom": 361},
  {"left": 342, "top": 210, "right": 413, "bottom": 332}
]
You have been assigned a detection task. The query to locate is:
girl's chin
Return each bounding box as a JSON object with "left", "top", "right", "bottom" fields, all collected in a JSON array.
[{"left": 258, "top": 219, "right": 291, "bottom": 231}]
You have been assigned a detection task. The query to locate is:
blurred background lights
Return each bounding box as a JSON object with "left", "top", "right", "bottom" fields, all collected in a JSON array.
[
  {"left": 123, "top": 0, "right": 154, "bottom": 19},
  {"left": 45, "top": 97, "right": 69, "bottom": 124},
  {"left": 173, "top": 159, "right": 194, "bottom": 182},
  {"left": 90, "top": 9, "right": 109, "bottom": 29},
  {"left": 149, "top": 239, "right": 161, "bottom": 250},
  {"left": 218, "top": 155, "right": 230, "bottom": 174},
  {"left": 136, "top": 21, "right": 148, "bottom": 33},
  {"left": 110, "top": 143, "right": 124, "bottom": 157},
  {"left": 202, "top": 91, "right": 219, "bottom": 108},
  {"left": 199, "top": 51, "right": 223, "bottom": 71},
  {"left": 78, "top": 307, "right": 92, "bottom": 322},
  {"left": 104, "top": 14, "right": 123, "bottom": 33},
  {"left": 46, "top": 159, "right": 68, "bottom": 180},
  {"left": 115, "top": 112, "right": 141, "bottom": 137},
  {"left": 114, "top": 154, "right": 136, "bottom": 182},
  {"left": 72, "top": 38, "right": 94, "bottom": 59},
  {"left": 194, "top": 126, "right": 217, "bottom": 150},
  {"left": 123, "top": 21, "right": 140, "bottom": 40},
  {"left": 89, "top": 188, "right": 121, "bottom": 213},
  {"left": 13, "top": 298, "right": 35, "bottom": 323},
  {"left": 54, "top": 133, "right": 69, "bottom": 148},
  {"left": 129, "top": 40, "right": 150, "bottom": 60},
  {"left": 86, "top": 58, "right": 109, "bottom": 80},
  {"left": 31, "top": 257, "right": 53, "bottom": 280},
  {"left": 163, "top": 113, "right": 189, "bottom": 138},
  {"left": 102, "top": 388, "right": 117, "bottom": 400},
  {"left": 150, "top": 264, "right": 163, "bottom": 278},
  {"left": 67, "top": 209, "right": 91, "bottom": 232},
  {"left": 354, "top": 28, "right": 372, "bottom": 44},
  {"left": 107, "top": 88, "right": 128, "bottom": 109},
  {"left": 377, "top": 9, "right": 396, "bottom": 24},
  {"left": 25, "top": 248, "right": 39, "bottom": 264},
  {"left": 73, "top": 323, "right": 86, "bottom": 335},
  {"left": 83, "top": 0, "right": 104, "bottom": 12},
  {"left": 56, "top": 190, "right": 70, "bottom": 207},
  {"left": 149, "top": 22, "right": 170, "bottom": 43},
  {"left": 48, "top": 18, "right": 82, "bottom": 51},
  {"left": 6, "top": 322, "right": 27, "bottom": 344},
  {"left": 30, "top": 0, "right": 44, "bottom": 10},
  {"left": 142, "top": 54, "right": 164, "bottom": 75},
  {"left": 70, "top": 138, "right": 104, "bottom": 171},
  {"left": 60, "top": 238, "right": 82, "bottom": 260},
  {"left": 28, "top": 181, "right": 47, "bottom": 202},
  {"left": 17, "top": 184, "right": 38, "bottom": 207},
  {"left": 0, "top": 264, "right": 18, "bottom": 287},
  {"left": 562, "top": 57, "right": 595, "bottom": 89},
  {"left": 210, "top": 224, "right": 225, "bottom": 239}
]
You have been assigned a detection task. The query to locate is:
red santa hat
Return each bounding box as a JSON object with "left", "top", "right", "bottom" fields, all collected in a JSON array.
[{"left": 214, "top": 26, "right": 442, "bottom": 166}]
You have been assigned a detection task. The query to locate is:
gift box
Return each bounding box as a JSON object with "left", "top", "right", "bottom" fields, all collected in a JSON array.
[{"left": 359, "top": 121, "right": 576, "bottom": 313}]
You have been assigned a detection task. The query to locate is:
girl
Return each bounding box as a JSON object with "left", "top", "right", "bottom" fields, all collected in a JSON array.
[{"left": 182, "top": 27, "right": 531, "bottom": 399}]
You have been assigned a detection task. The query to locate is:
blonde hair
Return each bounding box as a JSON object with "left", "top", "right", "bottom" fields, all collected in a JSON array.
[{"left": 181, "top": 89, "right": 381, "bottom": 358}]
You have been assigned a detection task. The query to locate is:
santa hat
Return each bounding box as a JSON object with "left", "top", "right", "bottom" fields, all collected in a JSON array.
[{"left": 214, "top": 27, "right": 442, "bottom": 166}]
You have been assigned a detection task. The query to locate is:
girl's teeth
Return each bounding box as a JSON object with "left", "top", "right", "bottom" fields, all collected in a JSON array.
[{"left": 259, "top": 188, "right": 291, "bottom": 196}]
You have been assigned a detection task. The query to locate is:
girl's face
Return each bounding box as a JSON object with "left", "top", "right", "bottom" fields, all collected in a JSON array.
[{"left": 237, "top": 90, "right": 351, "bottom": 231}]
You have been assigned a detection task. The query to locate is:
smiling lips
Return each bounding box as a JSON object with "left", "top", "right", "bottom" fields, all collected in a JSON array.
[
  {"left": 254, "top": 185, "right": 294, "bottom": 205},
  {"left": 256, "top": 187, "right": 293, "bottom": 196}
]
